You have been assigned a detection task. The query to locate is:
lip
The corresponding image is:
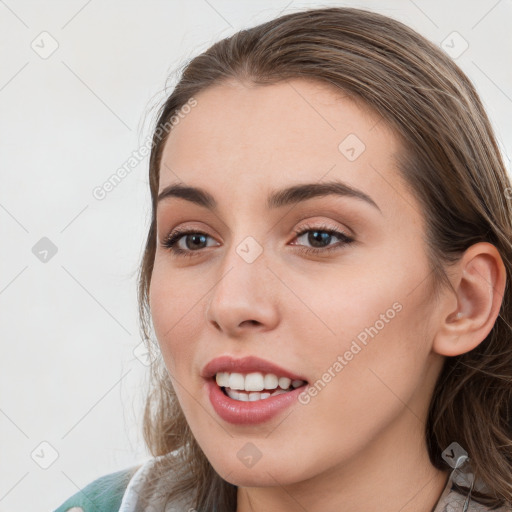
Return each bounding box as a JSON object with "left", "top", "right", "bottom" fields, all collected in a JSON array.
[
  {"left": 201, "top": 355, "right": 308, "bottom": 425},
  {"left": 205, "top": 378, "right": 307, "bottom": 425},
  {"left": 201, "top": 355, "right": 308, "bottom": 381}
]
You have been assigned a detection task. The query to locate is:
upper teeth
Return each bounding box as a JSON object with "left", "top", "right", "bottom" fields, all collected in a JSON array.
[{"left": 216, "top": 372, "right": 305, "bottom": 391}]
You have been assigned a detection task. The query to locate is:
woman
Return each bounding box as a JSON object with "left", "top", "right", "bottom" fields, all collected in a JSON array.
[{"left": 55, "top": 6, "right": 512, "bottom": 512}]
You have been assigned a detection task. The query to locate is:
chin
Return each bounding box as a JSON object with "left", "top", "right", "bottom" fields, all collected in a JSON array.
[
  {"left": 219, "top": 465, "right": 295, "bottom": 487},
  {"left": 207, "top": 453, "right": 309, "bottom": 488}
]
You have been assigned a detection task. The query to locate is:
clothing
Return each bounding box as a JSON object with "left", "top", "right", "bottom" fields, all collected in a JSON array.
[
  {"left": 53, "top": 465, "right": 140, "bottom": 512},
  {"left": 54, "top": 455, "right": 511, "bottom": 512}
]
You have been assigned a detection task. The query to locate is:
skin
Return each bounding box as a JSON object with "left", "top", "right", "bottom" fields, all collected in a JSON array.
[{"left": 149, "top": 78, "right": 506, "bottom": 512}]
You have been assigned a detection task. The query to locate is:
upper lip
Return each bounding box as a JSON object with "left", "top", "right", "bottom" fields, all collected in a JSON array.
[{"left": 201, "top": 355, "right": 308, "bottom": 382}]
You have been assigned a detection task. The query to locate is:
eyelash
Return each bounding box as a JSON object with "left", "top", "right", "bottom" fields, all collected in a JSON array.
[{"left": 160, "top": 223, "right": 355, "bottom": 259}]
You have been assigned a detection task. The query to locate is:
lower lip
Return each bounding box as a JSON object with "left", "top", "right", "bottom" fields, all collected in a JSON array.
[{"left": 206, "top": 378, "right": 306, "bottom": 425}]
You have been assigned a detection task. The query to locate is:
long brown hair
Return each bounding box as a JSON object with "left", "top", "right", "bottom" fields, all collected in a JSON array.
[{"left": 137, "top": 6, "right": 512, "bottom": 510}]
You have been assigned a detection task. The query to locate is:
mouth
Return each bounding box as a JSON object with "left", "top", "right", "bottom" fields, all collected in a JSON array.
[
  {"left": 201, "top": 354, "right": 309, "bottom": 402},
  {"left": 202, "top": 355, "right": 309, "bottom": 423},
  {"left": 215, "top": 371, "right": 308, "bottom": 402}
]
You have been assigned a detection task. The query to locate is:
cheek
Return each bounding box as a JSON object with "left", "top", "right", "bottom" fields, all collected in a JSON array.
[
  {"left": 289, "top": 249, "right": 434, "bottom": 397},
  {"left": 284, "top": 284, "right": 434, "bottom": 468},
  {"left": 149, "top": 261, "right": 205, "bottom": 375}
]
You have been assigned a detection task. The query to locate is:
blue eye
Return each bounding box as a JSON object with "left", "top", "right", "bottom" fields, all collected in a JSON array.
[{"left": 160, "top": 223, "right": 354, "bottom": 258}]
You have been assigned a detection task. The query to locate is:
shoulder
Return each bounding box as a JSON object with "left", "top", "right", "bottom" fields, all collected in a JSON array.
[{"left": 53, "top": 464, "right": 142, "bottom": 512}]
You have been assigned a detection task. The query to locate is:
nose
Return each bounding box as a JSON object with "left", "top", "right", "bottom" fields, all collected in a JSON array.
[{"left": 205, "top": 239, "right": 280, "bottom": 337}]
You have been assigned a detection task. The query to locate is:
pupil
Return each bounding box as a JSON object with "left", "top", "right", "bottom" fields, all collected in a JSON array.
[
  {"left": 188, "top": 234, "right": 206, "bottom": 249},
  {"left": 309, "top": 231, "right": 331, "bottom": 248}
]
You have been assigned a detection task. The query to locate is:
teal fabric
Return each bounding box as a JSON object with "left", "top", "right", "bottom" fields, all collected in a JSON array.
[{"left": 53, "top": 465, "right": 140, "bottom": 512}]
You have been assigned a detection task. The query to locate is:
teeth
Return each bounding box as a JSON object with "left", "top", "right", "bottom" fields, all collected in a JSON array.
[
  {"left": 225, "top": 387, "right": 289, "bottom": 401},
  {"left": 278, "top": 377, "right": 291, "bottom": 389},
  {"left": 216, "top": 372, "right": 230, "bottom": 387},
  {"left": 228, "top": 372, "right": 245, "bottom": 390},
  {"left": 216, "top": 371, "right": 307, "bottom": 402},
  {"left": 264, "top": 374, "right": 278, "bottom": 389},
  {"left": 215, "top": 371, "right": 306, "bottom": 391},
  {"left": 245, "top": 372, "right": 265, "bottom": 391}
]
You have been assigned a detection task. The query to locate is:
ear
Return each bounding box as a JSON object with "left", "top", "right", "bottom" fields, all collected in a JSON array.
[{"left": 432, "top": 242, "right": 507, "bottom": 357}]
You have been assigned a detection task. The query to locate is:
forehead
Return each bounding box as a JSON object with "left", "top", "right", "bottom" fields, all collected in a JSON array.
[{"left": 158, "top": 78, "right": 410, "bottom": 217}]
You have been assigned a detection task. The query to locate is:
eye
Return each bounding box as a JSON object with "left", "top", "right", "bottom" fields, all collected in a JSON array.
[
  {"left": 291, "top": 223, "right": 355, "bottom": 255},
  {"left": 161, "top": 227, "right": 218, "bottom": 258},
  {"left": 160, "top": 223, "right": 355, "bottom": 258}
]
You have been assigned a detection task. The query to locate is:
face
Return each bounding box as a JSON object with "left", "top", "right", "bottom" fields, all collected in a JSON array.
[{"left": 149, "top": 78, "right": 446, "bottom": 490}]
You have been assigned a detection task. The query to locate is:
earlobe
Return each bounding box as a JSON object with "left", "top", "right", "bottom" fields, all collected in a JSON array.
[{"left": 433, "top": 242, "right": 507, "bottom": 357}]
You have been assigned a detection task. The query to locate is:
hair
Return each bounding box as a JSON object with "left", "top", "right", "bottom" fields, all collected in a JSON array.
[{"left": 136, "top": 6, "right": 512, "bottom": 510}]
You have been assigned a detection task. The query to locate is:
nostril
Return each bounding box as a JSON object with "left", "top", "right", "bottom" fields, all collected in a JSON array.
[{"left": 241, "top": 320, "right": 260, "bottom": 327}]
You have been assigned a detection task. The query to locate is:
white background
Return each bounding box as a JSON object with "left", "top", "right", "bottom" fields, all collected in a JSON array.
[{"left": 0, "top": 0, "right": 510, "bottom": 510}]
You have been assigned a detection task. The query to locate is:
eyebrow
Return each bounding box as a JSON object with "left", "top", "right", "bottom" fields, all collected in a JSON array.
[{"left": 157, "top": 180, "right": 381, "bottom": 213}]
